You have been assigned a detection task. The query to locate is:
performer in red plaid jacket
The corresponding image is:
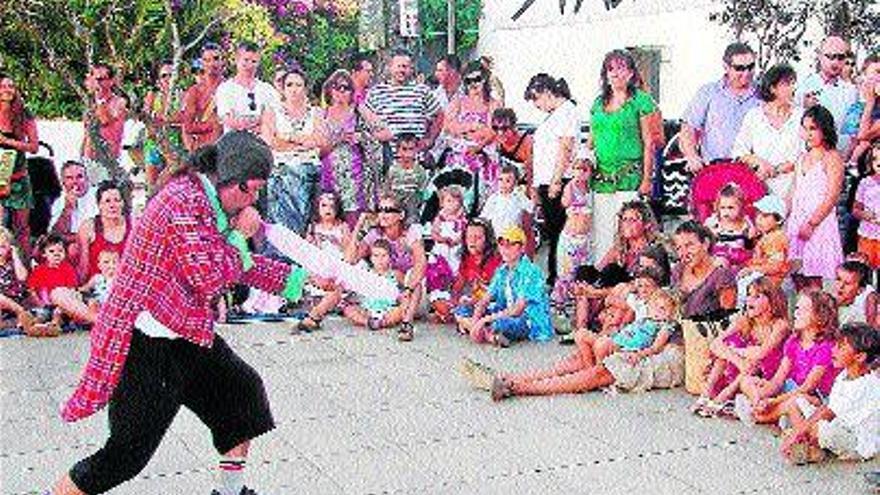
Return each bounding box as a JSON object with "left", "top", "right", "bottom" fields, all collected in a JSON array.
[{"left": 49, "top": 132, "right": 307, "bottom": 495}]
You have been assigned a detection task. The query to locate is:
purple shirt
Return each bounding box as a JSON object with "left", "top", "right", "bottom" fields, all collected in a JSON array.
[
  {"left": 783, "top": 334, "right": 840, "bottom": 396},
  {"left": 684, "top": 78, "right": 759, "bottom": 162}
]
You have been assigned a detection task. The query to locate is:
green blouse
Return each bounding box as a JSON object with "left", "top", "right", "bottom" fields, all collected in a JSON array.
[{"left": 590, "top": 90, "right": 657, "bottom": 193}]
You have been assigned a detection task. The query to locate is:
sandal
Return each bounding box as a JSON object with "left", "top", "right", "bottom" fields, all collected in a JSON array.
[{"left": 397, "top": 322, "right": 414, "bottom": 342}]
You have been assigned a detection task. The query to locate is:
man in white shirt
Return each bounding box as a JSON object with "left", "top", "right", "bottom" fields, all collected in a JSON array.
[
  {"left": 797, "top": 36, "right": 858, "bottom": 151},
  {"left": 50, "top": 160, "right": 99, "bottom": 259},
  {"left": 215, "top": 41, "right": 280, "bottom": 135}
]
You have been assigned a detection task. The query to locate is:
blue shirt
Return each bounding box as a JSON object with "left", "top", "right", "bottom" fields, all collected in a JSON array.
[{"left": 487, "top": 257, "right": 553, "bottom": 342}]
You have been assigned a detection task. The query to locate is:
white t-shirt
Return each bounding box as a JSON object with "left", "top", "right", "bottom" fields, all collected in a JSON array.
[
  {"left": 796, "top": 72, "right": 858, "bottom": 150},
  {"left": 532, "top": 100, "right": 580, "bottom": 187},
  {"left": 480, "top": 188, "right": 533, "bottom": 236},
  {"left": 49, "top": 187, "right": 99, "bottom": 234},
  {"left": 215, "top": 78, "right": 279, "bottom": 134},
  {"left": 824, "top": 370, "right": 880, "bottom": 459}
]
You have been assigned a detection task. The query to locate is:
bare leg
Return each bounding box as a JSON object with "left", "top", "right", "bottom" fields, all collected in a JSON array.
[
  {"left": 510, "top": 365, "right": 615, "bottom": 396},
  {"left": 50, "top": 288, "right": 97, "bottom": 324}
]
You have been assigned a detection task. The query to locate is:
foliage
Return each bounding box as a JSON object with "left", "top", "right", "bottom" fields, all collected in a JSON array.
[{"left": 418, "top": 0, "right": 483, "bottom": 53}]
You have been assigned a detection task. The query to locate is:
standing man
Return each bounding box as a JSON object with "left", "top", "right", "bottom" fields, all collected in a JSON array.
[
  {"left": 797, "top": 35, "right": 858, "bottom": 152},
  {"left": 680, "top": 43, "right": 760, "bottom": 171},
  {"left": 215, "top": 42, "right": 278, "bottom": 135},
  {"left": 361, "top": 48, "right": 443, "bottom": 157},
  {"left": 47, "top": 132, "right": 308, "bottom": 495},
  {"left": 182, "top": 42, "right": 225, "bottom": 152},
  {"left": 82, "top": 63, "right": 128, "bottom": 183}
]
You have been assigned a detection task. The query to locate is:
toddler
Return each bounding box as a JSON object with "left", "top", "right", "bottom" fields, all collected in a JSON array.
[
  {"left": 705, "top": 183, "right": 754, "bottom": 269},
  {"left": 551, "top": 159, "right": 593, "bottom": 310},
  {"left": 479, "top": 165, "right": 534, "bottom": 254},
  {"left": 780, "top": 323, "right": 879, "bottom": 464},
  {"left": 426, "top": 186, "right": 467, "bottom": 322}
]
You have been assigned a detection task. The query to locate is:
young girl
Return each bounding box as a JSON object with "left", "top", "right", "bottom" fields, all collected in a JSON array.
[
  {"left": 736, "top": 289, "right": 841, "bottom": 425},
  {"left": 552, "top": 159, "right": 593, "bottom": 310},
  {"left": 786, "top": 105, "right": 844, "bottom": 286},
  {"left": 0, "top": 227, "right": 37, "bottom": 335},
  {"left": 779, "top": 322, "right": 880, "bottom": 464},
  {"left": 296, "top": 191, "right": 353, "bottom": 331},
  {"left": 452, "top": 218, "right": 502, "bottom": 333},
  {"left": 853, "top": 141, "right": 880, "bottom": 270},
  {"left": 704, "top": 183, "right": 754, "bottom": 270},
  {"left": 343, "top": 239, "right": 408, "bottom": 331},
  {"left": 426, "top": 186, "right": 468, "bottom": 322},
  {"left": 694, "top": 277, "right": 789, "bottom": 417}
]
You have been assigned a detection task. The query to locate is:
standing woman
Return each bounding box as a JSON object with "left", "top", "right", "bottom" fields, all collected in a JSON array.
[
  {"left": 524, "top": 73, "right": 579, "bottom": 286},
  {"left": 261, "top": 68, "right": 326, "bottom": 235},
  {"left": 785, "top": 105, "right": 844, "bottom": 286},
  {"left": 588, "top": 50, "right": 658, "bottom": 263},
  {"left": 0, "top": 73, "right": 38, "bottom": 259},
  {"left": 319, "top": 69, "right": 371, "bottom": 227}
]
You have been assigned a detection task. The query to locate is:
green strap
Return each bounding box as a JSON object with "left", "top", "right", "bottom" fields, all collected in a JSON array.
[{"left": 198, "top": 174, "right": 253, "bottom": 270}]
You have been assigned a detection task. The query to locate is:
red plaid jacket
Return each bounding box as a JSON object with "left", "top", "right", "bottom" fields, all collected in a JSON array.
[{"left": 62, "top": 174, "right": 292, "bottom": 422}]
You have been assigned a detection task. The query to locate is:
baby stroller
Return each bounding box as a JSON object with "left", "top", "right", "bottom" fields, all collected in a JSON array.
[
  {"left": 690, "top": 161, "right": 766, "bottom": 222},
  {"left": 28, "top": 142, "right": 61, "bottom": 238}
]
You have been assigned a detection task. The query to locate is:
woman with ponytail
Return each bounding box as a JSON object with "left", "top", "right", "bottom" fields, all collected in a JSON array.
[{"left": 524, "top": 73, "right": 580, "bottom": 286}]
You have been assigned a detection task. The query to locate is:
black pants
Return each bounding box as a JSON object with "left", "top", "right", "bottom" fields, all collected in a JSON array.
[
  {"left": 537, "top": 183, "right": 568, "bottom": 286},
  {"left": 70, "top": 331, "right": 274, "bottom": 494}
]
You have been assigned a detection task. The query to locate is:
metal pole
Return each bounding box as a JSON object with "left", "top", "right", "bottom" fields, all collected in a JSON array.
[{"left": 447, "top": 0, "right": 455, "bottom": 54}]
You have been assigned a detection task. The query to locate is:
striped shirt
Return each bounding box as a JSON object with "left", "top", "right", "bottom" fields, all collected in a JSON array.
[{"left": 365, "top": 82, "right": 441, "bottom": 138}]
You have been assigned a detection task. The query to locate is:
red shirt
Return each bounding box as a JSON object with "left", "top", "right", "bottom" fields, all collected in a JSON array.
[{"left": 27, "top": 261, "right": 78, "bottom": 295}]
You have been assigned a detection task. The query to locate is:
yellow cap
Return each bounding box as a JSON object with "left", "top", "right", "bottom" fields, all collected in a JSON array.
[{"left": 498, "top": 226, "right": 526, "bottom": 245}]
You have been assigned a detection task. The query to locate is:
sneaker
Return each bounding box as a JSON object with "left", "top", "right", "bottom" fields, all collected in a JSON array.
[
  {"left": 734, "top": 394, "right": 755, "bottom": 425},
  {"left": 397, "top": 322, "right": 414, "bottom": 342},
  {"left": 459, "top": 358, "right": 495, "bottom": 391}
]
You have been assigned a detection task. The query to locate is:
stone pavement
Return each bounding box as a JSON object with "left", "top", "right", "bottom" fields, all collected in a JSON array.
[{"left": 1, "top": 320, "right": 877, "bottom": 495}]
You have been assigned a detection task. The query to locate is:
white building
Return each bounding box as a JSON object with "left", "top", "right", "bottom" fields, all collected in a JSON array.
[{"left": 478, "top": 0, "right": 816, "bottom": 123}]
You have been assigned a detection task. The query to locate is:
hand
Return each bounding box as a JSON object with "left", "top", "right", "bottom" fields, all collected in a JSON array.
[
  {"left": 685, "top": 156, "right": 704, "bottom": 173},
  {"left": 548, "top": 180, "right": 562, "bottom": 199},
  {"left": 798, "top": 222, "right": 815, "bottom": 241},
  {"left": 232, "top": 206, "right": 263, "bottom": 239}
]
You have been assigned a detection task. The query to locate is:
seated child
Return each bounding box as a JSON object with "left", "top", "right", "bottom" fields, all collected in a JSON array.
[
  {"left": 693, "top": 277, "right": 789, "bottom": 417},
  {"left": 456, "top": 226, "right": 552, "bottom": 347},
  {"left": 342, "top": 239, "right": 408, "bottom": 331},
  {"left": 736, "top": 194, "right": 790, "bottom": 307},
  {"left": 736, "top": 289, "right": 841, "bottom": 425},
  {"left": 779, "top": 323, "right": 879, "bottom": 464},
  {"left": 28, "top": 234, "right": 96, "bottom": 325},
  {"left": 705, "top": 183, "right": 754, "bottom": 270},
  {"left": 426, "top": 186, "right": 467, "bottom": 322},
  {"left": 479, "top": 165, "right": 534, "bottom": 255},
  {"left": 385, "top": 133, "right": 427, "bottom": 226}
]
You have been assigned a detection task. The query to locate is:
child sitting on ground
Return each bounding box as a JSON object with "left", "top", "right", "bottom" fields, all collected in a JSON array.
[
  {"left": 0, "top": 227, "right": 43, "bottom": 336},
  {"left": 479, "top": 165, "right": 534, "bottom": 255},
  {"left": 385, "top": 133, "right": 427, "bottom": 225},
  {"left": 735, "top": 289, "right": 841, "bottom": 425},
  {"left": 736, "top": 194, "right": 790, "bottom": 307},
  {"left": 426, "top": 186, "right": 467, "bottom": 322},
  {"left": 456, "top": 226, "right": 552, "bottom": 347},
  {"left": 705, "top": 183, "right": 754, "bottom": 270},
  {"left": 779, "top": 323, "right": 879, "bottom": 464},
  {"left": 79, "top": 249, "right": 119, "bottom": 309},
  {"left": 342, "top": 239, "right": 408, "bottom": 331}
]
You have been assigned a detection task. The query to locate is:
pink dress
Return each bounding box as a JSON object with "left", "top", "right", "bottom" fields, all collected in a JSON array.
[{"left": 785, "top": 157, "right": 842, "bottom": 279}]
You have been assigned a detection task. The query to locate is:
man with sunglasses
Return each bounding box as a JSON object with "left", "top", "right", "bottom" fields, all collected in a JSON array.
[
  {"left": 681, "top": 42, "right": 759, "bottom": 172},
  {"left": 82, "top": 63, "right": 128, "bottom": 183},
  {"left": 182, "top": 42, "right": 225, "bottom": 151},
  {"left": 215, "top": 41, "right": 280, "bottom": 135},
  {"left": 796, "top": 35, "right": 858, "bottom": 152}
]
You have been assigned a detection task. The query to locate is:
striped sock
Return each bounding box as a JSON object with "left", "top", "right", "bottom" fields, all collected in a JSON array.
[{"left": 217, "top": 456, "right": 246, "bottom": 495}]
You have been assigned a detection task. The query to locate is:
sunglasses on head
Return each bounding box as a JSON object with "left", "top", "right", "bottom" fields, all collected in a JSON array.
[
  {"left": 731, "top": 62, "right": 756, "bottom": 72},
  {"left": 824, "top": 52, "right": 849, "bottom": 61},
  {"left": 247, "top": 92, "right": 257, "bottom": 111}
]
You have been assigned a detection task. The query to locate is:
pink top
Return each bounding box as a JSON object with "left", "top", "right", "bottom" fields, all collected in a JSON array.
[{"left": 782, "top": 334, "right": 840, "bottom": 396}]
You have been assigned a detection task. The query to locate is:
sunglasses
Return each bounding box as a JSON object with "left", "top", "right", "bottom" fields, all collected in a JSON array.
[
  {"left": 824, "top": 52, "right": 849, "bottom": 61},
  {"left": 731, "top": 63, "right": 756, "bottom": 72},
  {"left": 377, "top": 206, "right": 401, "bottom": 214},
  {"left": 247, "top": 92, "right": 257, "bottom": 111}
]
